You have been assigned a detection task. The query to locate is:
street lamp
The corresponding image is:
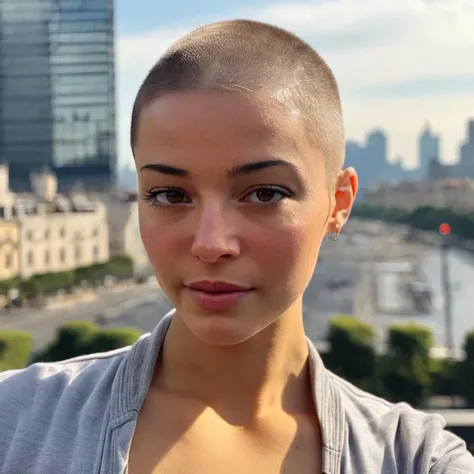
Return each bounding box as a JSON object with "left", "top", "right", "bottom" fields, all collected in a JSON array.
[{"left": 439, "top": 223, "right": 454, "bottom": 360}]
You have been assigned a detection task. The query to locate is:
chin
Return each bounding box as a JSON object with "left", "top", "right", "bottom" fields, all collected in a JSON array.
[{"left": 181, "top": 310, "right": 265, "bottom": 346}]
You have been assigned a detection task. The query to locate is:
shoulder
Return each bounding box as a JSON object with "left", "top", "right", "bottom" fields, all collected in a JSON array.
[
  {"left": 328, "top": 371, "right": 474, "bottom": 473},
  {"left": 0, "top": 346, "right": 129, "bottom": 401},
  {"left": 0, "top": 347, "right": 130, "bottom": 464}
]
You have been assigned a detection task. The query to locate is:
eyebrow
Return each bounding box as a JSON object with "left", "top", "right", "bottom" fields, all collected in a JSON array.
[{"left": 139, "top": 159, "right": 295, "bottom": 177}]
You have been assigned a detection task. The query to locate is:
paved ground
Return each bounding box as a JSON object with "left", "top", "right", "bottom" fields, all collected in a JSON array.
[{"left": 0, "top": 283, "right": 164, "bottom": 350}]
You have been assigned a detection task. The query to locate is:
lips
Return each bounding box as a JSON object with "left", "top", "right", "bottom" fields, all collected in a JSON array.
[
  {"left": 187, "top": 280, "right": 251, "bottom": 293},
  {"left": 185, "top": 280, "right": 253, "bottom": 311}
]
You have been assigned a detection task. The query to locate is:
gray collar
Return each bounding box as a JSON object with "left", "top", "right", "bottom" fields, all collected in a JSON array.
[{"left": 112, "top": 310, "right": 344, "bottom": 473}]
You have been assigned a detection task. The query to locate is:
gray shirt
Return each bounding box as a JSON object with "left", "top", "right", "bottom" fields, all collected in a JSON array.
[{"left": 1, "top": 310, "right": 473, "bottom": 473}]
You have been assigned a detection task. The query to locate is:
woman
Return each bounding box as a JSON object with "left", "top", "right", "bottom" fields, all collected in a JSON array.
[{"left": 1, "top": 19, "right": 473, "bottom": 473}]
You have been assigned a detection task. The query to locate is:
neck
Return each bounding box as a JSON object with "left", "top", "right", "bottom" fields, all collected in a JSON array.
[{"left": 153, "top": 301, "right": 315, "bottom": 425}]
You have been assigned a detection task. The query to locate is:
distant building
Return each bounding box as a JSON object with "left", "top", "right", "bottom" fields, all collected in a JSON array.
[
  {"left": 460, "top": 119, "right": 474, "bottom": 166},
  {"left": 428, "top": 158, "right": 451, "bottom": 181},
  {"left": 364, "top": 178, "right": 474, "bottom": 213},
  {"left": 101, "top": 192, "right": 149, "bottom": 274},
  {"left": 419, "top": 123, "right": 440, "bottom": 176},
  {"left": 366, "top": 130, "right": 388, "bottom": 166},
  {"left": 0, "top": 165, "right": 109, "bottom": 280},
  {"left": 0, "top": 218, "right": 19, "bottom": 281},
  {"left": 117, "top": 166, "right": 138, "bottom": 192},
  {"left": 0, "top": 0, "right": 117, "bottom": 192},
  {"left": 345, "top": 129, "right": 409, "bottom": 190}
]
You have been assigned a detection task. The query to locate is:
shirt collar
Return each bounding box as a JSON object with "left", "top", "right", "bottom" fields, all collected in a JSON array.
[{"left": 113, "top": 310, "right": 344, "bottom": 471}]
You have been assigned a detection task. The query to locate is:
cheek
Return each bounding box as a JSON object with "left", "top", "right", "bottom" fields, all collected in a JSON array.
[
  {"left": 249, "top": 211, "right": 325, "bottom": 285},
  {"left": 139, "top": 207, "right": 179, "bottom": 273}
]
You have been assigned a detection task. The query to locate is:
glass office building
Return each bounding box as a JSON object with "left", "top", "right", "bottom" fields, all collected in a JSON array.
[{"left": 0, "top": 0, "right": 116, "bottom": 191}]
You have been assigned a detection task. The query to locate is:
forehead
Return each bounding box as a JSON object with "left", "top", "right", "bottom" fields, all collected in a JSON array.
[{"left": 134, "top": 90, "right": 325, "bottom": 175}]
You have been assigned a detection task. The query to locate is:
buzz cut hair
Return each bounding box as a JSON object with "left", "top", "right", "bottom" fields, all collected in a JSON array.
[{"left": 130, "top": 19, "right": 345, "bottom": 178}]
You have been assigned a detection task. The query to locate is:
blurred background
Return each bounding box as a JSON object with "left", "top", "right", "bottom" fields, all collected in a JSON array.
[{"left": 1, "top": 0, "right": 474, "bottom": 453}]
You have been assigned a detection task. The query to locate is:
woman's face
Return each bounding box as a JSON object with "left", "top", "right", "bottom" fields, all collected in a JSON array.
[{"left": 134, "top": 90, "right": 356, "bottom": 345}]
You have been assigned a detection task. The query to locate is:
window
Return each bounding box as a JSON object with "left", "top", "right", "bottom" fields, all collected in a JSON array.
[
  {"left": 27, "top": 250, "right": 34, "bottom": 267},
  {"left": 5, "top": 253, "right": 12, "bottom": 269},
  {"left": 45, "top": 250, "right": 50, "bottom": 265},
  {"left": 60, "top": 227, "right": 66, "bottom": 238},
  {"left": 60, "top": 248, "right": 66, "bottom": 262},
  {"left": 27, "top": 230, "right": 33, "bottom": 240},
  {"left": 75, "top": 246, "right": 81, "bottom": 262},
  {"left": 45, "top": 228, "right": 50, "bottom": 239},
  {"left": 93, "top": 245, "right": 99, "bottom": 259}
]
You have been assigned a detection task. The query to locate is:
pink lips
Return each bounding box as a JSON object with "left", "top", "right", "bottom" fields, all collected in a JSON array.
[{"left": 186, "top": 280, "right": 253, "bottom": 311}]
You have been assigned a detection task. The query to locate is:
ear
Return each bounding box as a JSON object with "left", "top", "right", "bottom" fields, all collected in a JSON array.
[{"left": 326, "top": 167, "right": 358, "bottom": 235}]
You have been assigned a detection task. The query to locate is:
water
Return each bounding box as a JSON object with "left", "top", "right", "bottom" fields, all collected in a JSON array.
[
  {"left": 422, "top": 248, "right": 474, "bottom": 349},
  {"left": 374, "top": 247, "right": 474, "bottom": 350}
]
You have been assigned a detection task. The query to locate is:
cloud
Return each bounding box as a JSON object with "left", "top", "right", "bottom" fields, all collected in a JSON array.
[
  {"left": 116, "top": 0, "right": 474, "bottom": 168},
  {"left": 357, "top": 74, "right": 474, "bottom": 99}
]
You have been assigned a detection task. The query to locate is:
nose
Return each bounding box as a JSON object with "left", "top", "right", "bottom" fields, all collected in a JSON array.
[{"left": 191, "top": 202, "right": 240, "bottom": 263}]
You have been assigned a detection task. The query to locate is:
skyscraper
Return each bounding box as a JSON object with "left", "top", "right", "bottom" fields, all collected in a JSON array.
[
  {"left": 419, "top": 122, "right": 440, "bottom": 175},
  {"left": 460, "top": 119, "right": 474, "bottom": 165},
  {"left": 0, "top": 0, "right": 116, "bottom": 191}
]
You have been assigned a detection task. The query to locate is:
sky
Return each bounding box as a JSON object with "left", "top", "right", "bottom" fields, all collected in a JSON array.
[{"left": 115, "top": 0, "right": 474, "bottom": 170}]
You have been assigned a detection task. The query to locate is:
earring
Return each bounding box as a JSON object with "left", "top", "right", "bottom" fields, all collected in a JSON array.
[{"left": 327, "top": 224, "right": 340, "bottom": 241}]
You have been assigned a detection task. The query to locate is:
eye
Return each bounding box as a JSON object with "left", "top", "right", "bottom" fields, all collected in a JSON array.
[
  {"left": 143, "top": 188, "right": 191, "bottom": 206},
  {"left": 243, "top": 186, "right": 291, "bottom": 205}
]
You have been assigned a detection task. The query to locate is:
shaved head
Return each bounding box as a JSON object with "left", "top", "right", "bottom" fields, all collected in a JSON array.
[{"left": 131, "top": 19, "right": 345, "bottom": 179}]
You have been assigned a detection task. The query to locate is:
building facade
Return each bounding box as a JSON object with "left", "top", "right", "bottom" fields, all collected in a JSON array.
[
  {"left": 102, "top": 191, "right": 150, "bottom": 274},
  {"left": 364, "top": 179, "right": 474, "bottom": 214},
  {"left": 0, "top": 165, "right": 109, "bottom": 280},
  {"left": 0, "top": 0, "right": 116, "bottom": 192},
  {"left": 0, "top": 218, "right": 19, "bottom": 280}
]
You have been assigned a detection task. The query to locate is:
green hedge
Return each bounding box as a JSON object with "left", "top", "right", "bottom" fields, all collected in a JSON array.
[
  {"left": 0, "top": 331, "right": 33, "bottom": 371},
  {"left": 32, "top": 321, "right": 100, "bottom": 363},
  {"left": 0, "top": 255, "right": 134, "bottom": 297},
  {"left": 380, "top": 324, "right": 434, "bottom": 406},
  {"left": 459, "top": 331, "right": 474, "bottom": 406},
  {"left": 326, "top": 316, "right": 377, "bottom": 390},
  {"left": 88, "top": 327, "right": 143, "bottom": 353},
  {"left": 352, "top": 204, "right": 474, "bottom": 240},
  {"left": 2, "top": 314, "right": 474, "bottom": 412},
  {"left": 31, "top": 321, "right": 143, "bottom": 364},
  {"left": 325, "top": 317, "right": 474, "bottom": 408}
]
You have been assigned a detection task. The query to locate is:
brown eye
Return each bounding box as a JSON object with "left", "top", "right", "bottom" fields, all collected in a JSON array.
[
  {"left": 166, "top": 191, "right": 186, "bottom": 204},
  {"left": 144, "top": 188, "right": 191, "bottom": 206},
  {"left": 243, "top": 186, "right": 290, "bottom": 205},
  {"left": 256, "top": 189, "right": 277, "bottom": 202}
]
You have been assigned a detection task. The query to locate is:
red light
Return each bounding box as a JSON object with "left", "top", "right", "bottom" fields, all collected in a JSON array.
[{"left": 439, "top": 223, "right": 451, "bottom": 235}]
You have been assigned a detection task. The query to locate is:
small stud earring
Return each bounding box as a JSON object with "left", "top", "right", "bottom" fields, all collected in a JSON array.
[{"left": 327, "top": 224, "right": 340, "bottom": 241}]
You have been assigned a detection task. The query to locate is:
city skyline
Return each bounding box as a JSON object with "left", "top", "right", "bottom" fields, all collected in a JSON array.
[{"left": 115, "top": 0, "right": 474, "bottom": 170}]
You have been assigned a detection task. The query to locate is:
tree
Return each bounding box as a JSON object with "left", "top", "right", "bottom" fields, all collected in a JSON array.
[
  {"left": 381, "top": 323, "right": 433, "bottom": 406},
  {"left": 0, "top": 331, "right": 33, "bottom": 371},
  {"left": 326, "top": 315, "right": 377, "bottom": 389},
  {"left": 89, "top": 327, "right": 142, "bottom": 353},
  {"left": 32, "top": 321, "right": 100, "bottom": 363},
  {"left": 32, "top": 322, "right": 143, "bottom": 363},
  {"left": 459, "top": 330, "right": 474, "bottom": 406}
]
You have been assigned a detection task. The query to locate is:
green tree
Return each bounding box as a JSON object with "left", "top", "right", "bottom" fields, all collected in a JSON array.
[
  {"left": 459, "top": 330, "right": 474, "bottom": 406},
  {"left": 33, "top": 321, "right": 100, "bottom": 363},
  {"left": 0, "top": 331, "right": 33, "bottom": 371},
  {"left": 326, "top": 315, "right": 377, "bottom": 389},
  {"left": 381, "top": 323, "right": 433, "bottom": 406},
  {"left": 89, "top": 327, "right": 142, "bottom": 353},
  {"left": 32, "top": 323, "right": 143, "bottom": 363}
]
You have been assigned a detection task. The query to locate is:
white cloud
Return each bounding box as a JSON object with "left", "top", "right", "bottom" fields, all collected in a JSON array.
[{"left": 116, "top": 0, "right": 474, "bottom": 169}]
